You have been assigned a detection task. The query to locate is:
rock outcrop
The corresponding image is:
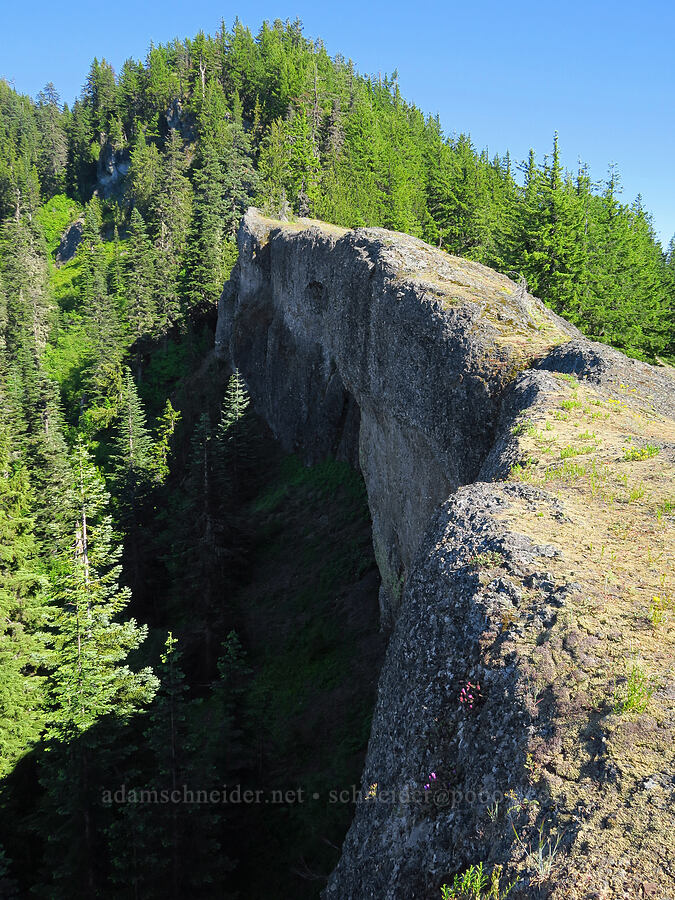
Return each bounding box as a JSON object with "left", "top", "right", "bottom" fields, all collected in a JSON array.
[
  {"left": 55, "top": 217, "right": 84, "bottom": 265},
  {"left": 96, "top": 139, "right": 130, "bottom": 198},
  {"left": 217, "top": 211, "right": 579, "bottom": 625},
  {"left": 217, "top": 210, "right": 675, "bottom": 898}
]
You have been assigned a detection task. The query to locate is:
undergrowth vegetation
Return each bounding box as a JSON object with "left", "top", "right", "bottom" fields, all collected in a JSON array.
[{"left": 440, "top": 862, "right": 513, "bottom": 899}]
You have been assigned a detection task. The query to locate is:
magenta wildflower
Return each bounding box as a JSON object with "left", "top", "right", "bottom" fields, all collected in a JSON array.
[{"left": 459, "top": 680, "right": 484, "bottom": 711}]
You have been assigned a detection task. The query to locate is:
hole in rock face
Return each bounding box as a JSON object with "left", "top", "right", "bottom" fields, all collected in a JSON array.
[{"left": 305, "top": 280, "right": 328, "bottom": 312}]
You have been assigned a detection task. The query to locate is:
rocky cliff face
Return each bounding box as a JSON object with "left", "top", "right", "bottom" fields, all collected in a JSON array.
[
  {"left": 217, "top": 211, "right": 579, "bottom": 626},
  {"left": 217, "top": 210, "right": 675, "bottom": 898},
  {"left": 96, "top": 140, "right": 130, "bottom": 198}
]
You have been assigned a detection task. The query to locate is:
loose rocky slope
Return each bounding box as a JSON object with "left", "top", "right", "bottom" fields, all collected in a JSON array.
[{"left": 216, "top": 209, "right": 675, "bottom": 898}]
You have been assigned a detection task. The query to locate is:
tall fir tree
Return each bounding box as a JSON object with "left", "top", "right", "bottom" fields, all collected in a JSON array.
[
  {"left": 152, "top": 130, "right": 192, "bottom": 332},
  {"left": 38, "top": 437, "right": 157, "bottom": 896},
  {"left": 0, "top": 423, "right": 47, "bottom": 775},
  {"left": 113, "top": 367, "right": 154, "bottom": 507},
  {"left": 44, "top": 437, "right": 157, "bottom": 740},
  {"left": 125, "top": 207, "right": 157, "bottom": 352}
]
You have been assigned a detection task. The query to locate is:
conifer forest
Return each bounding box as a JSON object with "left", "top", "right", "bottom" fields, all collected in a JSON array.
[{"left": 0, "top": 18, "right": 674, "bottom": 898}]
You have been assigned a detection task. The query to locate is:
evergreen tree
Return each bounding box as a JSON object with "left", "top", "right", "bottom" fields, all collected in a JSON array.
[
  {"left": 37, "top": 437, "right": 156, "bottom": 896},
  {"left": 209, "top": 630, "right": 250, "bottom": 774},
  {"left": 114, "top": 367, "right": 154, "bottom": 505},
  {"left": 184, "top": 145, "right": 226, "bottom": 309},
  {"left": 66, "top": 99, "right": 95, "bottom": 202},
  {"left": 287, "top": 107, "right": 320, "bottom": 215},
  {"left": 0, "top": 213, "right": 70, "bottom": 536},
  {"left": 257, "top": 117, "right": 291, "bottom": 215},
  {"left": 221, "top": 120, "right": 258, "bottom": 238},
  {"left": 524, "top": 134, "right": 587, "bottom": 320},
  {"left": 0, "top": 424, "right": 46, "bottom": 775},
  {"left": 75, "top": 201, "right": 123, "bottom": 433},
  {"left": 118, "top": 58, "right": 147, "bottom": 138},
  {"left": 150, "top": 398, "right": 182, "bottom": 484},
  {"left": 44, "top": 437, "right": 157, "bottom": 740},
  {"left": 82, "top": 58, "right": 119, "bottom": 141},
  {"left": 35, "top": 84, "right": 68, "bottom": 196},
  {"left": 143, "top": 632, "right": 189, "bottom": 896},
  {"left": 129, "top": 128, "right": 161, "bottom": 220},
  {"left": 152, "top": 130, "right": 192, "bottom": 332},
  {"left": 108, "top": 632, "right": 232, "bottom": 898},
  {"left": 216, "top": 370, "right": 255, "bottom": 498},
  {"left": 125, "top": 207, "right": 157, "bottom": 347},
  {"left": 665, "top": 236, "right": 675, "bottom": 356}
]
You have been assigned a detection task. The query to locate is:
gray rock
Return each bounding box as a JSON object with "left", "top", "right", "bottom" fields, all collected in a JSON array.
[
  {"left": 215, "top": 209, "right": 675, "bottom": 899},
  {"left": 165, "top": 97, "right": 196, "bottom": 141},
  {"left": 96, "top": 139, "right": 130, "bottom": 198},
  {"left": 55, "top": 218, "right": 84, "bottom": 265},
  {"left": 537, "top": 339, "right": 675, "bottom": 417},
  {"left": 217, "top": 210, "right": 578, "bottom": 626}
]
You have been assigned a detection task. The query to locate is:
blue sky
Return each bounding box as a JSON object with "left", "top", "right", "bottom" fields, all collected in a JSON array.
[{"left": 2, "top": 0, "right": 673, "bottom": 246}]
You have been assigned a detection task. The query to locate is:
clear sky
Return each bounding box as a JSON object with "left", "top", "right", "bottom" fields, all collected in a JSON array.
[{"left": 1, "top": 0, "right": 673, "bottom": 246}]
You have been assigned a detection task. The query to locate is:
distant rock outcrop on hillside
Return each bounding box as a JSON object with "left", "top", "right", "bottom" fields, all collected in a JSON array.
[
  {"left": 96, "top": 139, "right": 130, "bottom": 198},
  {"left": 55, "top": 217, "right": 84, "bottom": 265},
  {"left": 217, "top": 209, "right": 675, "bottom": 898}
]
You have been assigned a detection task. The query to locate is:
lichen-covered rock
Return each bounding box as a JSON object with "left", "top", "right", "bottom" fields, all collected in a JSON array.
[{"left": 217, "top": 209, "right": 675, "bottom": 898}]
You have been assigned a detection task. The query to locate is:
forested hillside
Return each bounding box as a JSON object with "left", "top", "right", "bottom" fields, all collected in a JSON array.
[{"left": 0, "top": 16, "right": 673, "bottom": 898}]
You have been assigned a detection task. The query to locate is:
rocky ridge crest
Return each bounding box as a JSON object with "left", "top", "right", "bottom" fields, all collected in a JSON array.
[{"left": 217, "top": 209, "right": 675, "bottom": 898}]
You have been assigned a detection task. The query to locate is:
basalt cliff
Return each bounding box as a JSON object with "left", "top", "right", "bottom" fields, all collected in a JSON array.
[{"left": 216, "top": 209, "right": 675, "bottom": 898}]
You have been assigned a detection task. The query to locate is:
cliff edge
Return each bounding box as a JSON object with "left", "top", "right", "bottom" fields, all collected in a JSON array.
[{"left": 217, "top": 209, "right": 675, "bottom": 898}]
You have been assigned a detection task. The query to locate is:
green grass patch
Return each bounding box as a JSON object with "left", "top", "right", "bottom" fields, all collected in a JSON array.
[
  {"left": 43, "top": 318, "right": 92, "bottom": 410},
  {"left": 441, "top": 862, "right": 513, "bottom": 899},
  {"left": 622, "top": 444, "right": 659, "bottom": 461},
  {"left": 544, "top": 460, "right": 587, "bottom": 481},
  {"left": 49, "top": 254, "right": 85, "bottom": 312},
  {"left": 36, "top": 193, "right": 83, "bottom": 255},
  {"left": 627, "top": 483, "right": 646, "bottom": 503},
  {"left": 656, "top": 498, "right": 675, "bottom": 520},
  {"left": 557, "top": 372, "right": 579, "bottom": 385},
  {"left": 469, "top": 550, "right": 504, "bottom": 568},
  {"left": 614, "top": 662, "right": 654, "bottom": 714},
  {"left": 139, "top": 329, "right": 213, "bottom": 415},
  {"left": 560, "top": 444, "right": 592, "bottom": 459},
  {"left": 249, "top": 627, "right": 346, "bottom": 750},
  {"left": 253, "top": 455, "right": 367, "bottom": 514}
]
